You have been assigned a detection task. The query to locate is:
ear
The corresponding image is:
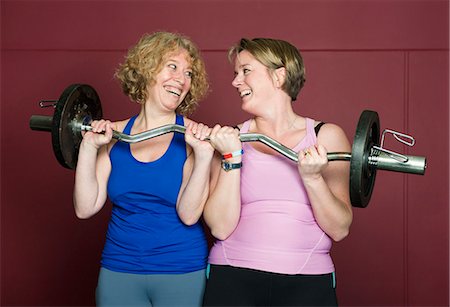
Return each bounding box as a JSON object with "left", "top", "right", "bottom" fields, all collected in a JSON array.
[{"left": 273, "top": 67, "right": 286, "bottom": 88}]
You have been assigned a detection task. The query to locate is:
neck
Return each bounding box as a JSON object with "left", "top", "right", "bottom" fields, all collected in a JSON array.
[
  {"left": 134, "top": 103, "right": 177, "bottom": 131},
  {"left": 253, "top": 102, "right": 298, "bottom": 137}
]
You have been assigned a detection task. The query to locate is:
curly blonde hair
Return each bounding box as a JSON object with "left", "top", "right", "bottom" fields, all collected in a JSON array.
[
  {"left": 228, "top": 38, "right": 306, "bottom": 101},
  {"left": 115, "top": 32, "right": 209, "bottom": 115}
]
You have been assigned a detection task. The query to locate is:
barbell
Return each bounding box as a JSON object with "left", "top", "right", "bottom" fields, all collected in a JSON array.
[{"left": 29, "top": 84, "right": 426, "bottom": 208}]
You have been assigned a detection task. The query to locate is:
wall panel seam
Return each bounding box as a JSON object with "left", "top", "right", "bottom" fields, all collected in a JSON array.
[{"left": 403, "top": 51, "right": 410, "bottom": 307}]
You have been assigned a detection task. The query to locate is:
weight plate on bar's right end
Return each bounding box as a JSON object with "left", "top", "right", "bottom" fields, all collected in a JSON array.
[
  {"left": 350, "top": 110, "right": 380, "bottom": 208},
  {"left": 51, "top": 84, "right": 102, "bottom": 169}
]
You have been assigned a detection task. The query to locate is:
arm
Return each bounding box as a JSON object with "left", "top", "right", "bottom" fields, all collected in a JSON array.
[
  {"left": 176, "top": 121, "right": 214, "bottom": 226},
  {"left": 298, "top": 123, "right": 353, "bottom": 242},
  {"left": 73, "top": 120, "right": 114, "bottom": 219},
  {"left": 202, "top": 125, "right": 242, "bottom": 240}
]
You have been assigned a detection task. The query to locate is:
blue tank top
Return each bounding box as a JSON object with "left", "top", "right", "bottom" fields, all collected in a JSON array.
[{"left": 102, "top": 114, "right": 208, "bottom": 274}]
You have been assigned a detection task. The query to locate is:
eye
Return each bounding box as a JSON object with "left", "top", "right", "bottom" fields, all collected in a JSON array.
[
  {"left": 243, "top": 68, "right": 251, "bottom": 74},
  {"left": 185, "top": 71, "right": 193, "bottom": 78},
  {"left": 168, "top": 63, "right": 177, "bottom": 70}
]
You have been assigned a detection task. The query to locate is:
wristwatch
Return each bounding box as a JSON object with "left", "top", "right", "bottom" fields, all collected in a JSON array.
[{"left": 221, "top": 161, "right": 243, "bottom": 172}]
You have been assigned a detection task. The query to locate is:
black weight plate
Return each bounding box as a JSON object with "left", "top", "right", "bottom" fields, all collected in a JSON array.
[
  {"left": 350, "top": 110, "right": 380, "bottom": 207},
  {"left": 51, "top": 84, "right": 102, "bottom": 169}
]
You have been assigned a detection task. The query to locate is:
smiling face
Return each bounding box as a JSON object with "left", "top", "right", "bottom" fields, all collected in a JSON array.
[
  {"left": 231, "top": 50, "right": 278, "bottom": 114},
  {"left": 147, "top": 49, "right": 193, "bottom": 112}
]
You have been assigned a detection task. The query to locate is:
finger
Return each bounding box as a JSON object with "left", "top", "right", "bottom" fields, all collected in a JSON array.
[
  {"left": 199, "top": 124, "right": 211, "bottom": 141},
  {"left": 299, "top": 148, "right": 311, "bottom": 161},
  {"left": 186, "top": 123, "right": 193, "bottom": 135},
  {"left": 191, "top": 122, "right": 199, "bottom": 135},
  {"left": 316, "top": 144, "right": 327, "bottom": 157},
  {"left": 210, "top": 124, "right": 222, "bottom": 137},
  {"left": 195, "top": 123, "right": 206, "bottom": 138},
  {"left": 93, "top": 120, "right": 107, "bottom": 133},
  {"left": 104, "top": 122, "right": 113, "bottom": 139}
]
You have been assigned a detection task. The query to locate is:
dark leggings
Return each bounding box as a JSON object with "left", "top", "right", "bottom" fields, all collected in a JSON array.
[{"left": 203, "top": 265, "right": 337, "bottom": 306}]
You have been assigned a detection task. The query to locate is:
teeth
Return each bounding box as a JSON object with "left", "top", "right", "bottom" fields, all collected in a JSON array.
[
  {"left": 165, "top": 86, "right": 181, "bottom": 97},
  {"left": 240, "top": 89, "right": 252, "bottom": 98}
]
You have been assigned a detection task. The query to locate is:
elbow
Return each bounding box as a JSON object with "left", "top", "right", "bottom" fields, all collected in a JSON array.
[
  {"left": 73, "top": 201, "right": 96, "bottom": 219},
  {"left": 211, "top": 229, "right": 231, "bottom": 241},
  {"left": 210, "top": 225, "right": 235, "bottom": 241},
  {"left": 180, "top": 216, "right": 200, "bottom": 226},
  {"left": 330, "top": 228, "right": 350, "bottom": 242},
  {"left": 330, "top": 219, "right": 352, "bottom": 242},
  {"left": 178, "top": 211, "right": 201, "bottom": 226},
  {"left": 331, "top": 206, "right": 353, "bottom": 242},
  {"left": 74, "top": 208, "right": 95, "bottom": 219}
]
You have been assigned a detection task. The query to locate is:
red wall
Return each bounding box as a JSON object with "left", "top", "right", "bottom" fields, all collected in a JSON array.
[{"left": 1, "top": 1, "right": 448, "bottom": 306}]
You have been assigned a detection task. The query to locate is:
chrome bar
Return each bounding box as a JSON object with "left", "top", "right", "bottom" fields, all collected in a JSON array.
[
  {"left": 372, "top": 145, "right": 409, "bottom": 163},
  {"left": 29, "top": 115, "right": 53, "bottom": 132},
  {"left": 78, "top": 124, "right": 353, "bottom": 163},
  {"left": 80, "top": 123, "right": 301, "bottom": 162},
  {"left": 328, "top": 152, "right": 352, "bottom": 161},
  {"left": 368, "top": 150, "right": 426, "bottom": 175},
  {"left": 77, "top": 123, "right": 426, "bottom": 175}
]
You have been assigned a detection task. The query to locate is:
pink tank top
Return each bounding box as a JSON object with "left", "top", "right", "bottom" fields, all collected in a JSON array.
[{"left": 208, "top": 118, "right": 334, "bottom": 275}]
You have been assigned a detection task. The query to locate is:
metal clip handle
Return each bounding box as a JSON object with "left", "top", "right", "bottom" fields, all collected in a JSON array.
[
  {"left": 39, "top": 100, "right": 58, "bottom": 108},
  {"left": 373, "top": 129, "right": 417, "bottom": 163},
  {"left": 380, "top": 129, "right": 415, "bottom": 147}
]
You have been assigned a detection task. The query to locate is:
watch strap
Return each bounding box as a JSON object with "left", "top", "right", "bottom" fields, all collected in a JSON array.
[{"left": 221, "top": 161, "right": 243, "bottom": 172}]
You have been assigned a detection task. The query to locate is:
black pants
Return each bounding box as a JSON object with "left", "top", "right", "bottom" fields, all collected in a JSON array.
[{"left": 203, "top": 265, "right": 338, "bottom": 306}]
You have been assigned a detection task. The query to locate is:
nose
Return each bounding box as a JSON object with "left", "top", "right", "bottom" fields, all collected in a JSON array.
[
  {"left": 174, "top": 74, "right": 185, "bottom": 85},
  {"left": 173, "top": 69, "right": 186, "bottom": 85},
  {"left": 232, "top": 73, "right": 243, "bottom": 88}
]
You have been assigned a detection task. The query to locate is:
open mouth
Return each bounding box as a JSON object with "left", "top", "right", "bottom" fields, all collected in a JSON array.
[
  {"left": 164, "top": 86, "right": 181, "bottom": 97},
  {"left": 240, "top": 89, "right": 252, "bottom": 98}
]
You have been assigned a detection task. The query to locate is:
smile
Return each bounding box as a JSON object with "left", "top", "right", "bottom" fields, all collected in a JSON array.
[{"left": 240, "top": 89, "right": 252, "bottom": 98}]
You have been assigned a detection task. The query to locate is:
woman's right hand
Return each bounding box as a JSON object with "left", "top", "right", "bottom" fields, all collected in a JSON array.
[
  {"left": 209, "top": 124, "right": 242, "bottom": 155},
  {"left": 81, "top": 119, "right": 114, "bottom": 149}
]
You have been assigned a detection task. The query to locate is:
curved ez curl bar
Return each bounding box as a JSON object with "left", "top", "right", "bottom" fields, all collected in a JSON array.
[{"left": 29, "top": 84, "right": 427, "bottom": 208}]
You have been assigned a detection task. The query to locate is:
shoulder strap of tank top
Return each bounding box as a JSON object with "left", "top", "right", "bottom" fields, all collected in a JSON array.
[
  {"left": 305, "top": 118, "right": 315, "bottom": 135},
  {"left": 123, "top": 115, "right": 138, "bottom": 134},
  {"left": 240, "top": 119, "right": 252, "bottom": 133},
  {"left": 175, "top": 114, "right": 184, "bottom": 126},
  {"left": 314, "top": 122, "right": 326, "bottom": 136}
]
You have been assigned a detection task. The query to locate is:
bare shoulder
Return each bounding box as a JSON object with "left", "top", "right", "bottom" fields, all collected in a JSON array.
[
  {"left": 317, "top": 122, "right": 351, "bottom": 152},
  {"left": 111, "top": 118, "right": 133, "bottom": 132}
]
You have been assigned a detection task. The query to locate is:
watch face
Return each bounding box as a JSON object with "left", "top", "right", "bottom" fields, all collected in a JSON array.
[
  {"left": 221, "top": 161, "right": 242, "bottom": 171},
  {"left": 222, "top": 161, "right": 231, "bottom": 171}
]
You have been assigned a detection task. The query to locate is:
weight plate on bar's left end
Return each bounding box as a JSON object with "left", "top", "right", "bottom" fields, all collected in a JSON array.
[
  {"left": 51, "top": 84, "right": 102, "bottom": 169},
  {"left": 350, "top": 110, "right": 380, "bottom": 208}
]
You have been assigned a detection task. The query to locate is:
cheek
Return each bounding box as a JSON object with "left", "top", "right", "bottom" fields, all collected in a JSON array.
[{"left": 185, "top": 79, "right": 192, "bottom": 91}]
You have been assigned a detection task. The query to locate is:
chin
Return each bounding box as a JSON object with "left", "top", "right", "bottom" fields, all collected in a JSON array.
[{"left": 240, "top": 101, "right": 255, "bottom": 115}]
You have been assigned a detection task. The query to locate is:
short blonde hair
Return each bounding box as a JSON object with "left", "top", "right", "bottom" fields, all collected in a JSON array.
[
  {"left": 115, "top": 32, "right": 209, "bottom": 115},
  {"left": 228, "top": 38, "right": 306, "bottom": 101}
]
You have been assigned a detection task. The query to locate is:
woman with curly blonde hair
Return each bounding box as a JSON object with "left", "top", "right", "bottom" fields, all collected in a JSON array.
[{"left": 74, "top": 32, "right": 212, "bottom": 306}]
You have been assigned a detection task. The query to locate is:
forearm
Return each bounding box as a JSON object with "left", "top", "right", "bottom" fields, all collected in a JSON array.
[
  {"left": 303, "top": 175, "right": 352, "bottom": 241},
  {"left": 73, "top": 142, "right": 105, "bottom": 219},
  {"left": 177, "top": 158, "right": 211, "bottom": 225},
  {"left": 204, "top": 161, "right": 241, "bottom": 240}
]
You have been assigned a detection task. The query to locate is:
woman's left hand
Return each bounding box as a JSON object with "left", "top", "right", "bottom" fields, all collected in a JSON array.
[
  {"left": 185, "top": 122, "right": 214, "bottom": 160},
  {"left": 297, "top": 144, "right": 329, "bottom": 181}
]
